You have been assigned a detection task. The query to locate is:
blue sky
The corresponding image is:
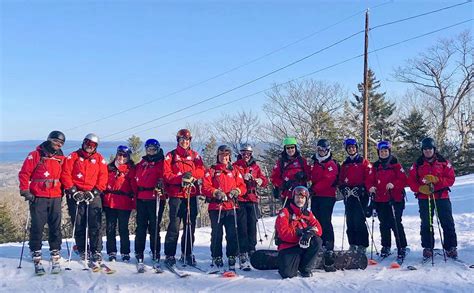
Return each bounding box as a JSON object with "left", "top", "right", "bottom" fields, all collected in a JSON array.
[{"left": 1, "top": 0, "right": 472, "bottom": 142}]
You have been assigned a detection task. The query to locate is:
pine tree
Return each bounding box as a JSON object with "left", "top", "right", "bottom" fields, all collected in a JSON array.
[
  {"left": 350, "top": 69, "right": 397, "bottom": 161},
  {"left": 127, "top": 135, "right": 143, "bottom": 164},
  {"left": 202, "top": 136, "right": 217, "bottom": 167},
  {"left": 397, "top": 109, "right": 429, "bottom": 169},
  {"left": 0, "top": 203, "right": 20, "bottom": 243}
]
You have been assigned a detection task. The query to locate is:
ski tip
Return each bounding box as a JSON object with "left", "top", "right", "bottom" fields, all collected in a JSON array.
[
  {"left": 368, "top": 259, "right": 378, "bottom": 265},
  {"left": 389, "top": 262, "right": 401, "bottom": 269},
  {"left": 222, "top": 271, "right": 237, "bottom": 278},
  {"left": 406, "top": 265, "right": 417, "bottom": 270}
]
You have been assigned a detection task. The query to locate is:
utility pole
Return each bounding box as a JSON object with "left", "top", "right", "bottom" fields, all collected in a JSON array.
[{"left": 363, "top": 9, "right": 370, "bottom": 159}]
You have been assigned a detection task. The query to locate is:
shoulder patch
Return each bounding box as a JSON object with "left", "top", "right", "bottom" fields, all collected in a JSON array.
[
  {"left": 27, "top": 154, "right": 33, "bottom": 160},
  {"left": 279, "top": 212, "right": 285, "bottom": 217}
]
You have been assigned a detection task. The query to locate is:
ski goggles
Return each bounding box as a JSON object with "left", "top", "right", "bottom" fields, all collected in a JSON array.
[
  {"left": 292, "top": 186, "right": 309, "bottom": 198},
  {"left": 50, "top": 138, "right": 64, "bottom": 146},
  {"left": 317, "top": 146, "right": 329, "bottom": 152},
  {"left": 285, "top": 145, "right": 296, "bottom": 150},
  {"left": 84, "top": 139, "right": 98, "bottom": 148}
]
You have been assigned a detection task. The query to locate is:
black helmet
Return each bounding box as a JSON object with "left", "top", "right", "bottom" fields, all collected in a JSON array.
[
  {"left": 421, "top": 137, "right": 436, "bottom": 150},
  {"left": 47, "top": 131, "right": 65, "bottom": 143},
  {"left": 217, "top": 144, "right": 232, "bottom": 163},
  {"left": 316, "top": 139, "right": 330, "bottom": 150}
]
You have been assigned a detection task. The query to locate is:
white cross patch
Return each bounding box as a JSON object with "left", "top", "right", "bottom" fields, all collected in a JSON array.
[
  {"left": 328, "top": 166, "right": 333, "bottom": 172},
  {"left": 238, "top": 173, "right": 242, "bottom": 178},
  {"left": 410, "top": 165, "right": 414, "bottom": 170},
  {"left": 227, "top": 173, "right": 233, "bottom": 177},
  {"left": 80, "top": 158, "right": 84, "bottom": 162},
  {"left": 293, "top": 162, "right": 298, "bottom": 167},
  {"left": 77, "top": 173, "right": 83, "bottom": 179},
  {"left": 27, "top": 155, "right": 33, "bottom": 160},
  {"left": 101, "top": 159, "right": 106, "bottom": 164},
  {"left": 400, "top": 168, "right": 405, "bottom": 173},
  {"left": 67, "top": 155, "right": 72, "bottom": 160},
  {"left": 377, "top": 179, "right": 380, "bottom": 184},
  {"left": 186, "top": 156, "right": 192, "bottom": 160},
  {"left": 43, "top": 171, "right": 50, "bottom": 177},
  {"left": 205, "top": 172, "right": 210, "bottom": 177},
  {"left": 165, "top": 155, "right": 171, "bottom": 161},
  {"left": 273, "top": 164, "right": 278, "bottom": 170},
  {"left": 447, "top": 163, "right": 452, "bottom": 168},
  {"left": 196, "top": 154, "right": 201, "bottom": 159},
  {"left": 344, "top": 177, "right": 349, "bottom": 183},
  {"left": 91, "top": 159, "right": 96, "bottom": 164},
  {"left": 177, "top": 172, "right": 182, "bottom": 176},
  {"left": 279, "top": 212, "right": 285, "bottom": 217},
  {"left": 284, "top": 177, "right": 289, "bottom": 181}
]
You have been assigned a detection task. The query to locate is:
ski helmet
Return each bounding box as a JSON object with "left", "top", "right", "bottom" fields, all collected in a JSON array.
[
  {"left": 176, "top": 129, "right": 192, "bottom": 141},
  {"left": 145, "top": 139, "right": 160, "bottom": 149},
  {"left": 84, "top": 133, "right": 99, "bottom": 145},
  {"left": 282, "top": 137, "right": 298, "bottom": 147},
  {"left": 116, "top": 145, "right": 131, "bottom": 157},
  {"left": 240, "top": 143, "right": 253, "bottom": 153},
  {"left": 316, "top": 139, "right": 330, "bottom": 150},
  {"left": 377, "top": 140, "right": 391, "bottom": 150},
  {"left": 217, "top": 144, "right": 232, "bottom": 163},
  {"left": 292, "top": 186, "right": 310, "bottom": 208},
  {"left": 47, "top": 131, "right": 65, "bottom": 144},
  {"left": 343, "top": 138, "right": 358, "bottom": 151},
  {"left": 421, "top": 137, "right": 436, "bottom": 150}
]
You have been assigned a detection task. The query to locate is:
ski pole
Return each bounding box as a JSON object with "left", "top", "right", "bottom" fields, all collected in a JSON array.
[
  {"left": 253, "top": 203, "right": 263, "bottom": 244},
  {"left": 356, "top": 195, "right": 379, "bottom": 255},
  {"left": 65, "top": 199, "right": 80, "bottom": 270},
  {"left": 428, "top": 193, "right": 434, "bottom": 266},
  {"left": 342, "top": 206, "right": 346, "bottom": 251},
  {"left": 153, "top": 194, "right": 161, "bottom": 262},
  {"left": 17, "top": 210, "right": 30, "bottom": 269},
  {"left": 258, "top": 201, "right": 268, "bottom": 239},
  {"left": 430, "top": 187, "right": 447, "bottom": 263},
  {"left": 183, "top": 186, "right": 192, "bottom": 266},
  {"left": 268, "top": 196, "right": 288, "bottom": 248},
  {"left": 389, "top": 190, "right": 402, "bottom": 256},
  {"left": 83, "top": 201, "right": 90, "bottom": 270},
  {"left": 368, "top": 192, "right": 376, "bottom": 261},
  {"left": 217, "top": 203, "right": 223, "bottom": 224},
  {"left": 232, "top": 201, "right": 241, "bottom": 265}
]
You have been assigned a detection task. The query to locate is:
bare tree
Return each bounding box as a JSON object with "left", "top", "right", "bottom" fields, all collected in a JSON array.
[
  {"left": 213, "top": 110, "right": 261, "bottom": 154},
  {"left": 454, "top": 97, "right": 473, "bottom": 152},
  {"left": 394, "top": 30, "right": 473, "bottom": 150},
  {"left": 185, "top": 121, "right": 213, "bottom": 155}
]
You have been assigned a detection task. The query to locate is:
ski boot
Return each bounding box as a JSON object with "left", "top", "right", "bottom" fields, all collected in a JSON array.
[
  {"left": 300, "top": 270, "right": 313, "bottom": 278},
  {"left": 228, "top": 256, "right": 236, "bottom": 272},
  {"left": 136, "top": 253, "right": 145, "bottom": 273},
  {"left": 357, "top": 246, "right": 367, "bottom": 254},
  {"left": 239, "top": 253, "right": 251, "bottom": 271},
  {"left": 164, "top": 255, "right": 176, "bottom": 267},
  {"left": 50, "top": 249, "right": 61, "bottom": 274},
  {"left": 92, "top": 252, "right": 103, "bottom": 263},
  {"left": 446, "top": 247, "right": 458, "bottom": 259},
  {"left": 380, "top": 246, "right": 391, "bottom": 258},
  {"left": 422, "top": 248, "right": 433, "bottom": 259},
  {"left": 32, "top": 250, "right": 45, "bottom": 276},
  {"left": 323, "top": 250, "right": 336, "bottom": 272},
  {"left": 397, "top": 247, "right": 407, "bottom": 259},
  {"left": 122, "top": 253, "right": 130, "bottom": 262},
  {"left": 108, "top": 252, "right": 117, "bottom": 262},
  {"left": 349, "top": 245, "right": 358, "bottom": 252}
]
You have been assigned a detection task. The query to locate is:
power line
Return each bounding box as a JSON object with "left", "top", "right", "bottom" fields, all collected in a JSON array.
[
  {"left": 108, "top": 19, "right": 472, "bottom": 142},
  {"left": 64, "top": 3, "right": 385, "bottom": 132}
]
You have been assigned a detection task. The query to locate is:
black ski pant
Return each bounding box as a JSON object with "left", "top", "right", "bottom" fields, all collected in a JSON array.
[
  {"left": 67, "top": 196, "right": 102, "bottom": 254},
  {"left": 135, "top": 198, "right": 165, "bottom": 258},
  {"left": 164, "top": 196, "right": 197, "bottom": 257},
  {"left": 237, "top": 201, "right": 258, "bottom": 254},
  {"left": 344, "top": 195, "right": 369, "bottom": 248},
  {"left": 104, "top": 207, "right": 132, "bottom": 255},
  {"left": 311, "top": 196, "right": 336, "bottom": 251},
  {"left": 375, "top": 201, "right": 407, "bottom": 249},
  {"left": 278, "top": 236, "right": 322, "bottom": 279},
  {"left": 209, "top": 209, "right": 239, "bottom": 258},
  {"left": 29, "top": 197, "right": 62, "bottom": 252},
  {"left": 418, "top": 198, "right": 457, "bottom": 250}
]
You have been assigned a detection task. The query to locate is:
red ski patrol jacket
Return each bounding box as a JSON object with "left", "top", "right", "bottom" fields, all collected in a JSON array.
[
  {"left": 338, "top": 154, "right": 372, "bottom": 190},
  {"left": 275, "top": 203, "right": 322, "bottom": 251},
  {"left": 61, "top": 149, "right": 108, "bottom": 192},
  {"left": 133, "top": 153, "right": 165, "bottom": 201},
  {"left": 233, "top": 158, "right": 268, "bottom": 203},
  {"left": 367, "top": 156, "right": 407, "bottom": 203},
  {"left": 163, "top": 145, "right": 205, "bottom": 198},
  {"left": 19, "top": 143, "right": 65, "bottom": 198},
  {"left": 270, "top": 155, "right": 311, "bottom": 199},
  {"left": 310, "top": 155, "right": 339, "bottom": 198},
  {"left": 103, "top": 162, "right": 136, "bottom": 210},
  {"left": 202, "top": 163, "right": 247, "bottom": 211},
  {"left": 407, "top": 154, "right": 455, "bottom": 200}
]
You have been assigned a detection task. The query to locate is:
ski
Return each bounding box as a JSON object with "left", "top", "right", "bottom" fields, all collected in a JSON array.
[
  {"left": 240, "top": 262, "right": 251, "bottom": 271},
  {"left": 87, "top": 261, "right": 101, "bottom": 272},
  {"left": 165, "top": 263, "right": 191, "bottom": 278},
  {"left": 449, "top": 258, "right": 474, "bottom": 269},
  {"left": 180, "top": 263, "right": 207, "bottom": 273},
  {"left": 389, "top": 248, "right": 410, "bottom": 269},
  {"left": 207, "top": 266, "right": 222, "bottom": 274},
  {"left": 100, "top": 263, "right": 116, "bottom": 274},
  {"left": 153, "top": 262, "right": 164, "bottom": 274},
  {"left": 222, "top": 270, "right": 237, "bottom": 278},
  {"left": 34, "top": 262, "right": 46, "bottom": 276}
]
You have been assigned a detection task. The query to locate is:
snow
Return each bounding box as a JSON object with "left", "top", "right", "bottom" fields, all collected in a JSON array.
[{"left": 1, "top": 175, "right": 473, "bottom": 292}]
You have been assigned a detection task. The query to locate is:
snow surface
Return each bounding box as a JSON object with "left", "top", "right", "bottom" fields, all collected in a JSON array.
[{"left": 1, "top": 175, "right": 473, "bottom": 292}]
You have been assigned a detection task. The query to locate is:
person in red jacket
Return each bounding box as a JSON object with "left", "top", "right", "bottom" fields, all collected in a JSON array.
[
  {"left": 61, "top": 133, "right": 108, "bottom": 262},
  {"left": 367, "top": 141, "right": 408, "bottom": 259},
  {"left": 270, "top": 137, "right": 311, "bottom": 204},
  {"left": 310, "top": 139, "right": 339, "bottom": 255},
  {"left": 132, "top": 138, "right": 166, "bottom": 268},
  {"left": 18, "top": 131, "right": 66, "bottom": 267},
  {"left": 275, "top": 186, "right": 323, "bottom": 278},
  {"left": 163, "top": 129, "right": 205, "bottom": 267},
  {"left": 232, "top": 143, "right": 268, "bottom": 269},
  {"left": 102, "top": 145, "right": 136, "bottom": 262},
  {"left": 202, "top": 145, "right": 247, "bottom": 272},
  {"left": 407, "top": 137, "right": 457, "bottom": 259},
  {"left": 338, "top": 138, "right": 372, "bottom": 253}
]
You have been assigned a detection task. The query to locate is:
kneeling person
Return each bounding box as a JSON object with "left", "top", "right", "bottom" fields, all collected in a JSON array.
[{"left": 275, "top": 186, "right": 323, "bottom": 278}]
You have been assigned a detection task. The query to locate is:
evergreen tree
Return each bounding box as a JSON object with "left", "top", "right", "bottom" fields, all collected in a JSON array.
[
  {"left": 397, "top": 109, "right": 429, "bottom": 169},
  {"left": 127, "top": 135, "right": 143, "bottom": 164},
  {"left": 0, "top": 203, "right": 20, "bottom": 243},
  {"left": 350, "top": 69, "right": 397, "bottom": 161},
  {"left": 202, "top": 135, "right": 217, "bottom": 167}
]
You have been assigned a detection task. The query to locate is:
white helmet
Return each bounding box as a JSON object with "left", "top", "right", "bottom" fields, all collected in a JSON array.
[{"left": 84, "top": 133, "right": 99, "bottom": 144}]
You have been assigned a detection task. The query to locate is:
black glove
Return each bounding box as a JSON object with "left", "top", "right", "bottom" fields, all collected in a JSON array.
[
  {"left": 296, "top": 226, "right": 311, "bottom": 237},
  {"left": 65, "top": 186, "right": 78, "bottom": 197},
  {"left": 299, "top": 232, "right": 313, "bottom": 248},
  {"left": 283, "top": 180, "right": 293, "bottom": 190},
  {"left": 20, "top": 190, "right": 35, "bottom": 202},
  {"left": 83, "top": 191, "right": 94, "bottom": 202},
  {"left": 72, "top": 191, "right": 85, "bottom": 202},
  {"left": 295, "top": 171, "right": 307, "bottom": 182},
  {"left": 272, "top": 187, "right": 281, "bottom": 199}
]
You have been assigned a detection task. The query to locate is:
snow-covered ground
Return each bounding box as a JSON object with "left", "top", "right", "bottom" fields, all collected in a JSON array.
[{"left": 1, "top": 175, "right": 473, "bottom": 292}]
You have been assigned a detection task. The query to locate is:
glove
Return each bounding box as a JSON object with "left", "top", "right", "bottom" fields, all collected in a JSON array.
[
  {"left": 243, "top": 173, "right": 252, "bottom": 181},
  {"left": 369, "top": 187, "right": 376, "bottom": 194},
  {"left": 272, "top": 187, "right": 281, "bottom": 199},
  {"left": 65, "top": 186, "right": 78, "bottom": 197},
  {"left": 72, "top": 191, "right": 85, "bottom": 202},
  {"left": 229, "top": 189, "right": 240, "bottom": 200},
  {"left": 182, "top": 172, "right": 195, "bottom": 187},
  {"left": 418, "top": 184, "right": 433, "bottom": 195},
  {"left": 299, "top": 232, "right": 313, "bottom": 249},
  {"left": 20, "top": 190, "right": 35, "bottom": 202},
  {"left": 213, "top": 189, "right": 227, "bottom": 202},
  {"left": 386, "top": 183, "right": 394, "bottom": 190},
  {"left": 423, "top": 175, "right": 439, "bottom": 184},
  {"left": 83, "top": 191, "right": 94, "bottom": 202},
  {"left": 295, "top": 171, "right": 307, "bottom": 181},
  {"left": 283, "top": 180, "right": 293, "bottom": 190},
  {"left": 255, "top": 178, "right": 263, "bottom": 186}
]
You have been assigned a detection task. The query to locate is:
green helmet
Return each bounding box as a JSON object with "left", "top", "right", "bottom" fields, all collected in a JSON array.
[{"left": 282, "top": 137, "right": 297, "bottom": 147}]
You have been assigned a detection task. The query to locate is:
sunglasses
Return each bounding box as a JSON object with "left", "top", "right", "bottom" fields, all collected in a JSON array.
[
  {"left": 285, "top": 146, "right": 296, "bottom": 150},
  {"left": 117, "top": 152, "right": 129, "bottom": 157},
  {"left": 179, "top": 137, "right": 191, "bottom": 142},
  {"left": 146, "top": 147, "right": 158, "bottom": 152},
  {"left": 85, "top": 140, "right": 98, "bottom": 148},
  {"left": 50, "top": 138, "right": 64, "bottom": 146},
  {"left": 317, "top": 147, "right": 328, "bottom": 152}
]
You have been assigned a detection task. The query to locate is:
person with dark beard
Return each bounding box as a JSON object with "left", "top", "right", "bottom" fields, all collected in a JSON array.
[{"left": 18, "top": 131, "right": 66, "bottom": 269}]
